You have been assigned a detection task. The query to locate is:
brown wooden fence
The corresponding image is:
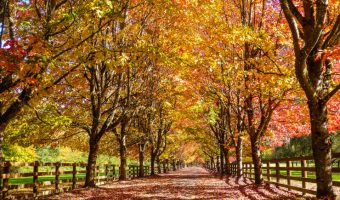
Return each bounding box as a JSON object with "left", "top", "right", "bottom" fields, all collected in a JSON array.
[
  {"left": 0, "top": 160, "right": 182, "bottom": 199},
  {"left": 228, "top": 152, "right": 340, "bottom": 195}
]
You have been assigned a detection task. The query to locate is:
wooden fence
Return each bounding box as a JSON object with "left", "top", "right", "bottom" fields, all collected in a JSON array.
[
  {"left": 228, "top": 153, "right": 340, "bottom": 195},
  {"left": 0, "top": 160, "right": 182, "bottom": 199}
]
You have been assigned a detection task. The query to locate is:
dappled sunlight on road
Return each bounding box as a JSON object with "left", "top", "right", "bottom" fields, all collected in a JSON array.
[{"left": 48, "top": 167, "right": 305, "bottom": 199}]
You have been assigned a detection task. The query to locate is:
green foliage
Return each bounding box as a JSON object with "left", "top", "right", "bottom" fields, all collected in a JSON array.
[
  {"left": 331, "top": 132, "right": 340, "bottom": 153},
  {"left": 36, "top": 146, "right": 117, "bottom": 164},
  {"left": 3, "top": 144, "right": 37, "bottom": 162},
  {"left": 207, "top": 106, "right": 219, "bottom": 125},
  {"left": 4, "top": 103, "right": 72, "bottom": 147},
  {"left": 264, "top": 133, "right": 340, "bottom": 160},
  {"left": 263, "top": 136, "right": 312, "bottom": 159},
  {"left": 36, "top": 146, "right": 61, "bottom": 162},
  {"left": 3, "top": 145, "right": 117, "bottom": 164}
]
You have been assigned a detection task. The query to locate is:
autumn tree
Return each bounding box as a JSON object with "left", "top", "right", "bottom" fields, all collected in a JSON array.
[
  {"left": 279, "top": 0, "right": 340, "bottom": 197},
  {"left": 0, "top": 0, "right": 112, "bottom": 161},
  {"left": 178, "top": 0, "right": 295, "bottom": 184}
]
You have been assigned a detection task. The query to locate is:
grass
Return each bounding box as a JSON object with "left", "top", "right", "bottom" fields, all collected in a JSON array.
[
  {"left": 3, "top": 164, "right": 156, "bottom": 186},
  {"left": 9, "top": 174, "right": 86, "bottom": 185},
  {"left": 259, "top": 170, "right": 340, "bottom": 181},
  {"left": 6, "top": 172, "right": 117, "bottom": 185}
]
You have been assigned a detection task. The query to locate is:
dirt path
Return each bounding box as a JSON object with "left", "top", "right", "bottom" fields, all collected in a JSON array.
[{"left": 48, "top": 167, "right": 305, "bottom": 200}]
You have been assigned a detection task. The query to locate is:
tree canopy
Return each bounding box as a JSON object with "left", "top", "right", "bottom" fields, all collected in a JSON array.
[{"left": 0, "top": 0, "right": 339, "bottom": 198}]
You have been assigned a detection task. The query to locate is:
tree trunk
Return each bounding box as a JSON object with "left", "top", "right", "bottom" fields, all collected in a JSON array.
[
  {"left": 210, "top": 157, "right": 214, "bottom": 170},
  {"left": 223, "top": 148, "right": 231, "bottom": 175},
  {"left": 156, "top": 157, "right": 161, "bottom": 173},
  {"left": 119, "top": 138, "right": 127, "bottom": 181},
  {"left": 309, "top": 101, "right": 334, "bottom": 198},
  {"left": 166, "top": 159, "right": 170, "bottom": 171},
  {"left": 220, "top": 147, "right": 225, "bottom": 175},
  {"left": 150, "top": 152, "right": 156, "bottom": 175},
  {"left": 216, "top": 156, "right": 220, "bottom": 172},
  {"left": 236, "top": 137, "right": 243, "bottom": 177},
  {"left": 163, "top": 161, "right": 166, "bottom": 173},
  {"left": 84, "top": 138, "right": 99, "bottom": 187},
  {"left": 251, "top": 137, "right": 263, "bottom": 185},
  {"left": 139, "top": 142, "right": 146, "bottom": 177},
  {"left": 0, "top": 125, "right": 5, "bottom": 162},
  {"left": 0, "top": 125, "right": 4, "bottom": 188}
]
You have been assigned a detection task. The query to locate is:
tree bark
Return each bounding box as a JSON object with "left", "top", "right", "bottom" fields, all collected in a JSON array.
[
  {"left": 220, "top": 147, "right": 225, "bottom": 175},
  {"left": 139, "top": 142, "right": 146, "bottom": 177},
  {"left": 223, "top": 148, "right": 231, "bottom": 175},
  {"left": 84, "top": 138, "right": 99, "bottom": 187},
  {"left": 119, "top": 137, "right": 127, "bottom": 181},
  {"left": 216, "top": 156, "right": 220, "bottom": 172},
  {"left": 156, "top": 157, "right": 161, "bottom": 173},
  {"left": 163, "top": 161, "right": 166, "bottom": 173},
  {"left": 172, "top": 160, "right": 176, "bottom": 171},
  {"left": 278, "top": 0, "right": 339, "bottom": 197},
  {"left": 210, "top": 157, "right": 214, "bottom": 170},
  {"left": 309, "top": 101, "right": 334, "bottom": 198},
  {"left": 236, "top": 137, "right": 243, "bottom": 177},
  {"left": 251, "top": 137, "right": 263, "bottom": 185},
  {"left": 150, "top": 152, "right": 156, "bottom": 175},
  {"left": 166, "top": 159, "right": 170, "bottom": 172}
]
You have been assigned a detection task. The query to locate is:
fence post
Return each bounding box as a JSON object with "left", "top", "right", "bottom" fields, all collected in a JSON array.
[
  {"left": 134, "top": 166, "right": 137, "bottom": 177},
  {"left": 275, "top": 161, "right": 280, "bottom": 183},
  {"left": 127, "top": 166, "right": 131, "bottom": 179},
  {"left": 55, "top": 162, "right": 60, "bottom": 194},
  {"left": 113, "top": 165, "right": 116, "bottom": 180},
  {"left": 72, "top": 163, "right": 77, "bottom": 190},
  {"left": 248, "top": 163, "right": 250, "bottom": 178},
  {"left": 2, "top": 161, "right": 10, "bottom": 198},
  {"left": 301, "top": 159, "right": 307, "bottom": 195},
  {"left": 33, "top": 161, "right": 39, "bottom": 197},
  {"left": 244, "top": 163, "right": 247, "bottom": 178},
  {"left": 105, "top": 165, "right": 109, "bottom": 182},
  {"left": 96, "top": 165, "right": 100, "bottom": 183},
  {"left": 251, "top": 163, "right": 254, "bottom": 178},
  {"left": 286, "top": 160, "right": 291, "bottom": 191},
  {"left": 267, "top": 162, "right": 270, "bottom": 181}
]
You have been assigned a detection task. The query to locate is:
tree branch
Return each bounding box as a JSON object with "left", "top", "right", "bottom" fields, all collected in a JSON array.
[{"left": 323, "top": 84, "right": 340, "bottom": 103}]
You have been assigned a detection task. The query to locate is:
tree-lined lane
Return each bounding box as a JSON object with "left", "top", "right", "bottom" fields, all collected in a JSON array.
[{"left": 48, "top": 167, "right": 301, "bottom": 199}]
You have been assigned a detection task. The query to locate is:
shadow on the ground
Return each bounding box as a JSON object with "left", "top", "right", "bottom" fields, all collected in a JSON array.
[
  {"left": 224, "top": 175, "right": 311, "bottom": 200},
  {"left": 47, "top": 167, "right": 306, "bottom": 200}
]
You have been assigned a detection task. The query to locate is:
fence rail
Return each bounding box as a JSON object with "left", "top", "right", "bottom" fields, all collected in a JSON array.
[
  {"left": 0, "top": 160, "right": 183, "bottom": 199},
  {"left": 230, "top": 153, "right": 340, "bottom": 195}
]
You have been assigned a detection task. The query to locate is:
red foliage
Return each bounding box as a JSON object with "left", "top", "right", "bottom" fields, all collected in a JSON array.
[{"left": 0, "top": 40, "right": 26, "bottom": 78}]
